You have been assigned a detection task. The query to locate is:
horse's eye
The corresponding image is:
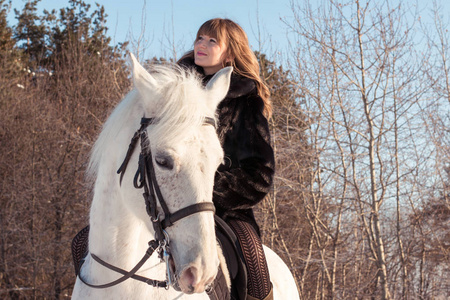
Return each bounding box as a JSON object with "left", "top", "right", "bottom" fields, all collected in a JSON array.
[{"left": 155, "top": 155, "right": 174, "bottom": 170}]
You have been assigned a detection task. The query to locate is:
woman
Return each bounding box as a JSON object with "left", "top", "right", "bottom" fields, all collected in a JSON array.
[{"left": 178, "top": 19, "right": 275, "bottom": 300}]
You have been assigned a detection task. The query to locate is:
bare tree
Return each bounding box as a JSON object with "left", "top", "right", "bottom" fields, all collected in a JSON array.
[{"left": 282, "top": 0, "right": 449, "bottom": 298}]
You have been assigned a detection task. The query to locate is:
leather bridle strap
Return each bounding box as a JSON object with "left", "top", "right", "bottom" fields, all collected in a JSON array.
[
  {"left": 79, "top": 116, "right": 217, "bottom": 290},
  {"left": 78, "top": 240, "right": 166, "bottom": 289},
  {"left": 117, "top": 117, "right": 216, "bottom": 185},
  {"left": 161, "top": 202, "right": 216, "bottom": 229},
  {"left": 117, "top": 118, "right": 156, "bottom": 185},
  {"left": 136, "top": 125, "right": 216, "bottom": 240}
]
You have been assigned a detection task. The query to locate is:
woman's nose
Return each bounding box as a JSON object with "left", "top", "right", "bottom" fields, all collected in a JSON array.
[{"left": 198, "top": 41, "right": 206, "bottom": 49}]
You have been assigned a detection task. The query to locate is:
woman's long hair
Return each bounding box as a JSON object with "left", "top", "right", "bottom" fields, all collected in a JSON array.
[{"left": 178, "top": 18, "right": 272, "bottom": 118}]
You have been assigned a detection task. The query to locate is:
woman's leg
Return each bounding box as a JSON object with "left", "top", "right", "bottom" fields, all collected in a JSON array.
[{"left": 227, "top": 218, "right": 272, "bottom": 300}]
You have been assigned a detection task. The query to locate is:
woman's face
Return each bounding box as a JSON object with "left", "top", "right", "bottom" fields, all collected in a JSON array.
[{"left": 194, "top": 34, "right": 228, "bottom": 75}]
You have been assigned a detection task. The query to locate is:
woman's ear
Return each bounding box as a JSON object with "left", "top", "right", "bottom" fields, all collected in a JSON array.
[
  {"left": 225, "top": 53, "right": 234, "bottom": 63},
  {"left": 223, "top": 55, "right": 234, "bottom": 67}
]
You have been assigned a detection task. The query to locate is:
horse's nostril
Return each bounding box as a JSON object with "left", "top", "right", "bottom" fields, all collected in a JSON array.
[{"left": 180, "top": 266, "right": 198, "bottom": 293}]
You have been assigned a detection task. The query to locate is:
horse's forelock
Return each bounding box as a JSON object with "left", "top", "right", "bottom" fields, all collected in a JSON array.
[
  {"left": 87, "top": 64, "right": 212, "bottom": 181},
  {"left": 148, "top": 65, "right": 210, "bottom": 145}
]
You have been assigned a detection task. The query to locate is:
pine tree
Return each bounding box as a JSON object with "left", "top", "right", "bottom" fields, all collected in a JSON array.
[
  {"left": 13, "top": 0, "right": 49, "bottom": 68},
  {"left": 1, "top": 1, "right": 129, "bottom": 298},
  {"left": 0, "top": 0, "right": 23, "bottom": 103},
  {"left": 0, "top": 0, "right": 14, "bottom": 51}
]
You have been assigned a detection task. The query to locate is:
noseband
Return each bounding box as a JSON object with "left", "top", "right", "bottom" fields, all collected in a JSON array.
[{"left": 79, "top": 117, "right": 217, "bottom": 289}]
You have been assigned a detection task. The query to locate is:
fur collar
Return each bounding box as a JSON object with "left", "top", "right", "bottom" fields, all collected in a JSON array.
[{"left": 178, "top": 57, "right": 256, "bottom": 99}]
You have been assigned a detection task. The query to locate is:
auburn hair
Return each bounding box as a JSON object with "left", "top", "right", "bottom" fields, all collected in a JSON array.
[{"left": 179, "top": 18, "right": 272, "bottom": 118}]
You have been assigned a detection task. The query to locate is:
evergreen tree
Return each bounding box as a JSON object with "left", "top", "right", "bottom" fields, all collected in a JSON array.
[
  {"left": 0, "top": 0, "right": 23, "bottom": 106},
  {"left": 14, "top": 0, "right": 49, "bottom": 68},
  {"left": 1, "top": 1, "right": 129, "bottom": 298},
  {"left": 0, "top": 0, "right": 14, "bottom": 51}
]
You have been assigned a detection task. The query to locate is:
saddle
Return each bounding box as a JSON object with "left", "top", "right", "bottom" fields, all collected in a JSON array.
[
  {"left": 71, "top": 217, "right": 248, "bottom": 300},
  {"left": 214, "top": 215, "right": 248, "bottom": 300}
]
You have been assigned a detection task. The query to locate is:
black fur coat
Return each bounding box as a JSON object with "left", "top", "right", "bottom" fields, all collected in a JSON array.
[{"left": 179, "top": 57, "right": 275, "bottom": 234}]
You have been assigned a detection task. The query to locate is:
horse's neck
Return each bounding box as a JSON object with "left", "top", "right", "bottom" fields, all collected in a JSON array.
[
  {"left": 87, "top": 97, "right": 158, "bottom": 271},
  {"left": 89, "top": 198, "right": 155, "bottom": 263}
]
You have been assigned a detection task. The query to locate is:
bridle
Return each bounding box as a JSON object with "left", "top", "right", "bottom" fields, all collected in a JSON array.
[{"left": 78, "top": 116, "right": 217, "bottom": 289}]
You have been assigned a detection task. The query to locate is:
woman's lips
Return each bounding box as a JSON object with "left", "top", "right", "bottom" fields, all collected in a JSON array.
[{"left": 197, "top": 51, "right": 207, "bottom": 56}]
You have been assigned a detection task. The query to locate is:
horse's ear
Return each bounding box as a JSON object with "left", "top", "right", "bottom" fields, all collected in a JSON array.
[
  {"left": 129, "top": 52, "right": 158, "bottom": 91},
  {"left": 205, "top": 67, "right": 233, "bottom": 110}
]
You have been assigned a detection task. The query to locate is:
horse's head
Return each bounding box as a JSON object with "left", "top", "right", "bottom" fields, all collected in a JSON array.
[{"left": 126, "top": 53, "right": 231, "bottom": 293}]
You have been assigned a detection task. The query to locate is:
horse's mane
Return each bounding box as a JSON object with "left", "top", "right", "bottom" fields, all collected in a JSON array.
[{"left": 87, "top": 63, "right": 212, "bottom": 181}]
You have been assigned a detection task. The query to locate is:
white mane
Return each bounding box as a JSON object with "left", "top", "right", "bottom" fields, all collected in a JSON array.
[{"left": 87, "top": 64, "right": 212, "bottom": 181}]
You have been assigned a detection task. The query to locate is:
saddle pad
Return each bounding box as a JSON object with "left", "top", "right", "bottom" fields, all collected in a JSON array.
[
  {"left": 72, "top": 225, "right": 89, "bottom": 276},
  {"left": 207, "top": 265, "right": 230, "bottom": 300},
  {"left": 214, "top": 216, "right": 247, "bottom": 300}
]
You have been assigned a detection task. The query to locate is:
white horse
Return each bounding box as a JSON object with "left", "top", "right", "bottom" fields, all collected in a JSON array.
[{"left": 71, "top": 54, "right": 299, "bottom": 300}]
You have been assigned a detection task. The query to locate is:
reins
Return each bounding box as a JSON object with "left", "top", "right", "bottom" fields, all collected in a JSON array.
[
  {"left": 78, "top": 116, "right": 217, "bottom": 289},
  {"left": 79, "top": 240, "right": 167, "bottom": 289}
]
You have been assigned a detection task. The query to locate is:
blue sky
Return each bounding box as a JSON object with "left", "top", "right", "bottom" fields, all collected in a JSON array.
[
  {"left": 8, "top": 0, "right": 450, "bottom": 62},
  {"left": 9, "top": 0, "right": 294, "bottom": 60}
]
